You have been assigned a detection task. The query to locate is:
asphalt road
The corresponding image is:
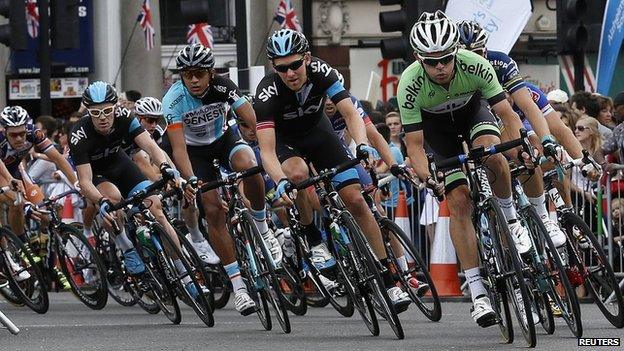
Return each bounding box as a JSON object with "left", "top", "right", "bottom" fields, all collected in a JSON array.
[{"left": 0, "top": 293, "right": 621, "bottom": 351}]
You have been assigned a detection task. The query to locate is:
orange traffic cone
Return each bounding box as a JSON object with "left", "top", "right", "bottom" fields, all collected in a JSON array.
[
  {"left": 394, "top": 191, "right": 414, "bottom": 265},
  {"left": 61, "top": 194, "right": 74, "bottom": 223},
  {"left": 428, "top": 200, "right": 462, "bottom": 296}
]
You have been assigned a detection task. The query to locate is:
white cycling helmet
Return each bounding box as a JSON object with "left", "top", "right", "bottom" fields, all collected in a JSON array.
[
  {"left": 410, "top": 10, "right": 459, "bottom": 55},
  {"left": 0, "top": 106, "right": 30, "bottom": 127},
  {"left": 134, "top": 97, "right": 163, "bottom": 118}
]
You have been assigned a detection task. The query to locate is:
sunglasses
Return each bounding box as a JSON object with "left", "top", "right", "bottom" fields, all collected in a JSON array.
[
  {"left": 88, "top": 106, "right": 115, "bottom": 118},
  {"left": 140, "top": 117, "right": 160, "bottom": 124},
  {"left": 273, "top": 57, "right": 305, "bottom": 73},
  {"left": 7, "top": 131, "right": 26, "bottom": 138},
  {"left": 420, "top": 51, "right": 456, "bottom": 67},
  {"left": 575, "top": 125, "right": 589, "bottom": 132},
  {"left": 181, "top": 69, "right": 210, "bottom": 80}
]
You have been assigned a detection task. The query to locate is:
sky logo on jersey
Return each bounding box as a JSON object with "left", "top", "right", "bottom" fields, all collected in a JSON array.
[
  {"left": 70, "top": 127, "right": 87, "bottom": 145},
  {"left": 458, "top": 60, "right": 494, "bottom": 84},
  {"left": 310, "top": 61, "right": 331, "bottom": 77},
  {"left": 258, "top": 82, "right": 278, "bottom": 102},
  {"left": 283, "top": 98, "right": 324, "bottom": 119},
  {"left": 400, "top": 75, "right": 425, "bottom": 110}
]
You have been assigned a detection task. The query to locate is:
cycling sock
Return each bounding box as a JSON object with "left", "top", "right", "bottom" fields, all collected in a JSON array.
[
  {"left": 251, "top": 208, "right": 269, "bottom": 234},
  {"left": 380, "top": 258, "right": 395, "bottom": 288},
  {"left": 186, "top": 224, "right": 205, "bottom": 243},
  {"left": 527, "top": 194, "right": 548, "bottom": 219},
  {"left": 173, "top": 259, "right": 192, "bottom": 285},
  {"left": 465, "top": 267, "right": 487, "bottom": 302},
  {"left": 302, "top": 223, "right": 323, "bottom": 247},
  {"left": 396, "top": 256, "right": 408, "bottom": 273},
  {"left": 114, "top": 228, "right": 134, "bottom": 252},
  {"left": 224, "top": 261, "right": 246, "bottom": 292},
  {"left": 496, "top": 196, "right": 517, "bottom": 221}
]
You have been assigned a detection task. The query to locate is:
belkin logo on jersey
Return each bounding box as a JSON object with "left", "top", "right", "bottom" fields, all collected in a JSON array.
[
  {"left": 401, "top": 75, "right": 425, "bottom": 109},
  {"left": 458, "top": 60, "right": 494, "bottom": 84}
]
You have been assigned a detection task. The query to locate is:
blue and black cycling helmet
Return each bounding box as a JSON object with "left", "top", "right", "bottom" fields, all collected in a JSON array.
[
  {"left": 82, "top": 81, "right": 118, "bottom": 107},
  {"left": 457, "top": 20, "right": 489, "bottom": 51},
  {"left": 266, "top": 29, "right": 310, "bottom": 60}
]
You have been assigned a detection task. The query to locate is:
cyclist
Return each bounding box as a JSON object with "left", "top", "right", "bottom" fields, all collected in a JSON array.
[
  {"left": 69, "top": 81, "right": 202, "bottom": 299},
  {"left": 163, "top": 43, "right": 280, "bottom": 315},
  {"left": 0, "top": 106, "right": 77, "bottom": 281},
  {"left": 255, "top": 28, "right": 411, "bottom": 309},
  {"left": 129, "top": 97, "right": 220, "bottom": 265},
  {"left": 397, "top": 11, "right": 533, "bottom": 327}
]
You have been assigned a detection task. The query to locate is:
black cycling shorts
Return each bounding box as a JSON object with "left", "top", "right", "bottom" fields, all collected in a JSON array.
[
  {"left": 422, "top": 100, "right": 501, "bottom": 193},
  {"left": 92, "top": 152, "right": 150, "bottom": 198},
  {"left": 187, "top": 127, "right": 252, "bottom": 182},
  {"left": 275, "top": 117, "right": 359, "bottom": 191}
]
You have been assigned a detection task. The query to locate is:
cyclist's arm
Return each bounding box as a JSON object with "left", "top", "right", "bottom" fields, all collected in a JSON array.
[
  {"left": 257, "top": 127, "right": 288, "bottom": 184},
  {"left": 366, "top": 123, "right": 397, "bottom": 167},
  {"left": 337, "top": 98, "right": 367, "bottom": 146},
  {"left": 134, "top": 131, "right": 169, "bottom": 170},
  {"left": 511, "top": 87, "right": 551, "bottom": 142},
  {"left": 234, "top": 101, "right": 257, "bottom": 132},
  {"left": 491, "top": 100, "right": 523, "bottom": 141},
  {"left": 76, "top": 163, "right": 103, "bottom": 204},
  {"left": 546, "top": 110, "right": 583, "bottom": 159},
  {"left": 0, "top": 161, "right": 15, "bottom": 183},
  {"left": 132, "top": 150, "right": 160, "bottom": 182},
  {"left": 167, "top": 124, "right": 195, "bottom": 179},
  {"left": 44, "top": 146, "right": 78, "bottom": 185},
  {"left": 404, "top": 130, "right": 429, "bottom": 181}
]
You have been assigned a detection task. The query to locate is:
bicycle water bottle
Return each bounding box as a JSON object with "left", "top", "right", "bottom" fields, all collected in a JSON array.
[
  {"left": 479, "top": 214, "right": 494, "bottom": 265},
  {"left": 136, "top": 225, "right": 154, "bottom": 253}
]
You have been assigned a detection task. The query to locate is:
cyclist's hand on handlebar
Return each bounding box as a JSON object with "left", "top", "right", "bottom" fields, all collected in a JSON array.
[
  {"left": 356, "top": 143, "right": 375, "bottom": 165},
  {"left": 183, "top": 176, "right": 198, "bottom": 203},
  {"left": 159, "top": 162, "right": 180, "bottom": 181},
  {"left": 275, "top": 178, "right": 295, "bottom": 206},
  {"left": 24, "top": 201, "right": 44, "bottom": 222},
  {"left": 542, "top": 136, "right": 564, "bottom": 163},
  {"left": 425, "top": 172, "right": 445, "bottom": 201},
  {"left": 582, "top": 160, "right": 602, "bottom": 182},
  {"left": 98, "top": 197, "right": 116, "bottom": 228}
]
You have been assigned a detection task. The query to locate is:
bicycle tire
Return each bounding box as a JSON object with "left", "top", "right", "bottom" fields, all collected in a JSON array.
[
  {"left": 379, "top": 218, "right": 441, "bottom": 322},
  {"left": 278, "top": 256, "right": 308, "bottom": 316},
  {"left": 484, "top": 199, "right": 536, "bottom": 347},
  {"left": 340, "top": 212, "right": 404, "bottom": 339},
  {"left": 534, "top": 291, "right": 554, "bottom": 334},
  {"left": 0, "top": 227, "right": 49, "bottom": 314},
  {"left": 243, "top": 211, "right": 291, "bottom": 333},
  {"left": 207, "top": 265, "right": 231, "bottom": 309},
  {"left": 0, "top": 284, "right": 25, "bottom": 307},
  {"left": 524, "top": 207, "right": 582, "bottom": 337},
  {"left": 145, "top": 257, "right": 181, "bottom": 324},
  {"left": 326, "top": 218, "right": 379, "bottom": 335},
  {"left": 55, "top": 224, "right": 108, "bottom": 310},
  {"left": 154, "top": 223, "right": 214, "bottom": 327},
  {"left": 176, "top": 230, "right": 216, "bottom": 313},
  {"left": 560, "top": 211, "right": 624, "bottom": 328}
]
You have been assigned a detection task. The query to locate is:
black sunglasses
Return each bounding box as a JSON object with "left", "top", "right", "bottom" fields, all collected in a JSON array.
[
  {"left": 420, "top": 52, "right": 456, "bottom": 67},
  {"left": 273, "top": 57, "right": 305, "bottom": 73}
]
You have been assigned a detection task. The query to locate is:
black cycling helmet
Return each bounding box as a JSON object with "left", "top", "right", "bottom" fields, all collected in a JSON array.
[
  {"left": 176, "top": 43, "right": 215, "bottom": 70},
  {"left": 82, "top": 81, "right": 118, "bottom": 107},
  {"left": 266, "top": 29, "right": 310, "bottom": 59}
]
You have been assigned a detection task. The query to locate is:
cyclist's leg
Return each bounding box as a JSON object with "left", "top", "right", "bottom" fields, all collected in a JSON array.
[{"left": 82, "top": 200, "right": 96, "bottom": 243}]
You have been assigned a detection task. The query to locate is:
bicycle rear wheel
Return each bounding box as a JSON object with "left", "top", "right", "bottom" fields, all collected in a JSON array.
[
  {"left": 145, "top": 258, "right": 181, "bottom": 324},
  {"left": 380, "top": 218, "right": 441, "bottom": 322},
  {"left": 277, "top": 254, "right": 308, "bottom": 316},
  {"left": 561, "top": 212, "right": 624, "bottom": 328},
  {"left": 0, "top": 227, "right": 48, "bottom": 314},
  {"left": 485, "top": 199, "right": 536, "bottom": 347}
]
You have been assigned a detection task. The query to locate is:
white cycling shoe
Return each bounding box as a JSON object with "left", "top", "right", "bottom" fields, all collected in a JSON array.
[
  {"left": 471, "top": 295, "right": 497, "bottom": 328},
  {"left": 310, "top": 243, "right": 336, "bottom": 270},
  {"left": 186, "top": 234, "right": 220, "bottom": 265},
  {"left": 542, "top": 217, "right": 567, "bottom": 247},
  {"left": 508, "top": 221, "right": 533, "bottom": 254},
  {"left": 234, "top": 290, "right": 257, "bottom": 316},
  {"left": 387, "top": 286, "right": 411, "bottom": 313},
  {"left": 6, "top": 253, "right": 30, "bottom": 282},
  {"left": 262, "top": 229, "right": 283, "bottom": 266}
]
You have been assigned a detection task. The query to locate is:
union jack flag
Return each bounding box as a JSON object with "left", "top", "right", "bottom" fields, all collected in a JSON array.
[
  {"left": 26, "top": 0, "right": 39, "bottom": 39},
  {"left": 187, "top": 23, "right": 214, "bottom": 49},
  {"left": 138, "top": 0, "right": 155, "bottom": 50},
  {"left": 274, "top": 0, "right": 302, "bottom": 32}
]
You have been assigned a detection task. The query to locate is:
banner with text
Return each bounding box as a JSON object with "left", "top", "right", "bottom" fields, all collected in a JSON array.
[
  {"left": 445, "top": 0, "right": 532, "bottom": 54},
  {"left": 596, "top": 0, "right": 624, "bottom": 95}
]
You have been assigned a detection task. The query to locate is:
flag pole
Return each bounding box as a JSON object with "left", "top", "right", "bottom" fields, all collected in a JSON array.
[
  {"left": 253, "top": 19, "right": 276, "bottom": 66},
  {"left": 114, "top": 18, "right": 140, "bottom": 87}
]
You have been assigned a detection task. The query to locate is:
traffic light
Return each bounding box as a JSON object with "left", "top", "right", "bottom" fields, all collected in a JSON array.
[
  {"left": 0, "top": 0, "right": 27, "bottom": 50},
  {"left": 556, "top": 0, "right": 605, "bottom": 53},
  {"left": 379, "top": 0, "right": 418, "bottom": 60},
  {"left": 51, "top": 0, "right": 80, "bottom": 49}
]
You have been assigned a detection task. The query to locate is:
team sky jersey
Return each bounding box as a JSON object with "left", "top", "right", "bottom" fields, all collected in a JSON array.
[
  {"left": 162, "top": 76, "right": 247, "bottom": 146},
  {"left": 0, "top": 124, "right": 53, "bottom": 169},
  {"left": 123, "top": 124, "right": 166, "bottom": 156},
  {"left": 255, "top": 57, "right": 351, "bottom": 134},
  {"left": 486, "top": 50, "right": 526, "bottom": 94},
  {"left": 69, "top": 111, "right": 145, "bottom": 171},
  {"left": 512, "top": 83, "right": 555, "bottom": 120},
  {"left": 328, "top": 95, "right": 372, "bottom": 140},
  {"left": 397, "top": 49, "right": 506, "bottom": 132}
]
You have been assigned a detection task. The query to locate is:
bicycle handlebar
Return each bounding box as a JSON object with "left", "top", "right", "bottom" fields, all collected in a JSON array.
[
  {"left": 200, "top": 165, "right": 264, "bottom": 193},
  {"left": 108, "top": 176, "right": 170, "bottom": 212}
]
